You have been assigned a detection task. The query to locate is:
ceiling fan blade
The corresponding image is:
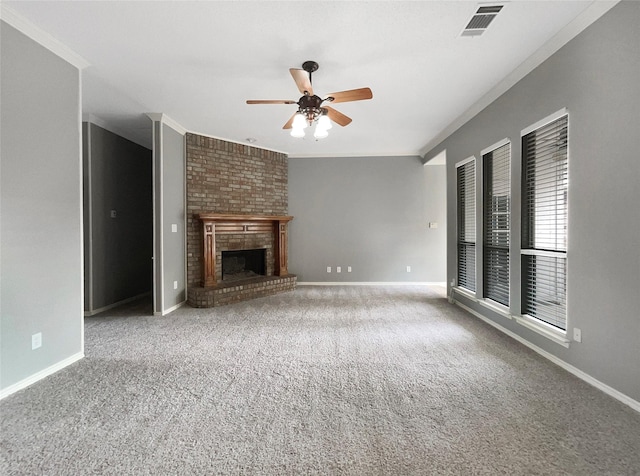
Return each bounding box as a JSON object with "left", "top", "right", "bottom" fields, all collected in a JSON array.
[
  {"left": 325, "top": 87, "right": 373, "bottom": 104},
  {"left": 246, "top": 100, "right": 297, "bottom": 105},
  {"left": 282, "top": 112, "right": 297, "bottom": 130},
  {"left": 325, "top": 106, "right": 352, "bottom": 127},
  {"left": 290, "top": 68, "right": 313, "bottom": 95}
]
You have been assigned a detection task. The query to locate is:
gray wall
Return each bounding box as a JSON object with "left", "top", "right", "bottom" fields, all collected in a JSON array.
[
  {"left": 288, "top": 156, "right": 446, "bottom": 283},
  {"left": 1, "top": 23, "right": 83, "bottom": 391},
  {"left": 424, "top": 2, "right": 640, "bottom": 401},
  {"left": 83, "top": 123, "right": 152, "bottom": 314},
  {"left": 161, "top": 124, "right": 186, "bottom": 309},
  {"left": 151, "top": 119, "right": 186, "bottom": 314}
]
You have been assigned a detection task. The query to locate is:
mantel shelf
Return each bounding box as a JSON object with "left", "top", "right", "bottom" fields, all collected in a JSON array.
[{"left": 196, "top": 213, "right": 293, "bottom": 223}]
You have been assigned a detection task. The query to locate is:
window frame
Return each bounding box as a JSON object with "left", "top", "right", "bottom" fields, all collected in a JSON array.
[
  {"left": 519, "top": 109, "right": 569, "bottom": 335},
  {"left": 481, "top": 138, "right": 511, "bottom": 308},
  {"left": 456, "top": 156, "right": 477, "bottom": 294}
]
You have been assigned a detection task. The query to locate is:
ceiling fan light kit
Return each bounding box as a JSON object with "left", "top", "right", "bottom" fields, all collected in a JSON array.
[{"left": 246, "top": 61, "right": 372, "bottom": 140}]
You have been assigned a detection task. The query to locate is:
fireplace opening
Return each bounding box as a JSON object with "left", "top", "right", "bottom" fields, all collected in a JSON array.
[{"left": 222, "top": 248, "right": 266, "bottom": 282}]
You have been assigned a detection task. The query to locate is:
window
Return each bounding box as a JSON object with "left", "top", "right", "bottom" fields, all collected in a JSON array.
[
  {"left": 483, "top": 141, "right": 510, "bottom": 306},
  {"left": 457, "top": 158, "right": 476, "bottom": 292},
  {"left": 521, "top": 113, "right": 568, "bottom": 331}
]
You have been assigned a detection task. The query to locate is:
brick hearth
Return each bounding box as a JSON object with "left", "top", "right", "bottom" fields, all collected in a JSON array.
[{"left": 188, "top": 275, "right": 297, "bottom": 308}]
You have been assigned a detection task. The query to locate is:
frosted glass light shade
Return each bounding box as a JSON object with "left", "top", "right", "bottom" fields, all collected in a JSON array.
[
  {"left": 313, "top": 126, "right": 329, "bottom": 139},
  {"left": 292, "top": 113, "right": 307, "bottom": 129},
  {"left": 317, "top": 114, "right": 332, "bottom": 130},
  {"left": 291, "top": 127, "right": 305, "bottom": 138}
]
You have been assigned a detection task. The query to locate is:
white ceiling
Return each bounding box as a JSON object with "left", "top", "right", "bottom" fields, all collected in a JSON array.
[{"left": 3, "top": 1, "right": 612, "bottom": 158}]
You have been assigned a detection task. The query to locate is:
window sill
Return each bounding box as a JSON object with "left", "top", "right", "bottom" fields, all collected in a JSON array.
[
  {"left": 478, "top": 299, "right": 512, "bottom": 319},
  {"left": 451, "top": 288, "right": 570, "bottom": 347},
  {"left": 452, "top": 286, "right": 477, "bottom": 301},
  {"left": 452, "top": 290, "right": 512, "bottom": 320},
  {"left": 513, "top": 314, "right": 570, "bottom": 348}
]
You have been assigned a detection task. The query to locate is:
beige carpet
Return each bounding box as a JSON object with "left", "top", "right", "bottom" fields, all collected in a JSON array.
[{"left": 2, "top": 285, "right": 639, "bottom": 475}]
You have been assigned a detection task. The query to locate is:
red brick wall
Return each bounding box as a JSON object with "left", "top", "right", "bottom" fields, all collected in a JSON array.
[{"left": 186, "top": 133, "right": 288, "bottom": 287}]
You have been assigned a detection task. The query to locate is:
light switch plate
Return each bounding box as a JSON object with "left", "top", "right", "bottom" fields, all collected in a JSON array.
[
  {"left": 32, "top": 332, "right": 42, "bottom": 350},
  {"left": 573, "top": 328, "right": 582, "bottom": 342}
]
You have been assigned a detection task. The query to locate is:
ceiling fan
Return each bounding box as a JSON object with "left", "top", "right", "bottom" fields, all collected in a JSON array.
[{"left": 246, "top": 61, "right": 373, "bottom": 139}]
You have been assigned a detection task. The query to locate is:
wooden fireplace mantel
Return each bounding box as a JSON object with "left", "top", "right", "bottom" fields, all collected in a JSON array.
[{"left": 196, "top": 213, "right": 293, "bottom": 287}]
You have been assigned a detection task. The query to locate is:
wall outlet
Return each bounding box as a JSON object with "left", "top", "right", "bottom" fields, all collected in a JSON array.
[
  {"left": 171, "top": 224, "right": 177, "bottom": 233},
  {"left": 110, "top": 210, "right": 117, "bottom": 218},
  {"left": 573, "top": 328, "right": 582, "bottom": 342},
  {"left": 327, "top": 266, "right": 331, "bottom": 273},
  {"left": 336, "top": 266, "right": 341, "bottom": 273},
  {"left": 32, "top": 332, "right": 42, "bottom": 350},
  {"left": 173, "top": 280, "right": 178, "bottom": 290},
  {"left": 406, "top": 266, "right": 411, "bottom": 273},
  {"left": 347, "top": 266, "right": 352, "bottom": 273}
]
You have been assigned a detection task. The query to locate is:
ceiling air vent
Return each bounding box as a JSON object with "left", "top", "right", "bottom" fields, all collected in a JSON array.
[{"left": 461, "top": 5, "right": 503, "bottom": 37}]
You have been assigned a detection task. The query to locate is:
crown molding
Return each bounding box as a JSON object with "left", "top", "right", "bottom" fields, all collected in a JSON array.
[
  {"left": 0, "top": 5, "right": 90, "bottom": 69},
  {"left": 187, "top": 130, "right": 290, "bottom": 156},
  {"left": 146, "top": 113, "right": 187, "bottom": 136},
  {"left": 288, "top": 153, "right": 420, "bottom": 160},
  {"left": 298, "top": 282, "right": 446, "bottom": 286},
  {"left": 419, "top": 1, "right": 619, "bottom": 159},
  {"left": 149, "top": 120, "right": 290, "bottom": 155}
]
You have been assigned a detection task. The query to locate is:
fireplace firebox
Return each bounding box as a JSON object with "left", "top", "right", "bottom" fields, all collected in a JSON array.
[{"left": 222, "top": 249, "right": 266, "bottom": 282}]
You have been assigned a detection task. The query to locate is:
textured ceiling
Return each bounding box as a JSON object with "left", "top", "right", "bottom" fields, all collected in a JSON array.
[{"left": 3, "top": 1, "right": 612, "bottom": 158}]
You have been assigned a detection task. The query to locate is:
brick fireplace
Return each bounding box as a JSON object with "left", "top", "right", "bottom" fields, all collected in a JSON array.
[{"left": 185, "top": 133, "right": 296, "bottom": 307}]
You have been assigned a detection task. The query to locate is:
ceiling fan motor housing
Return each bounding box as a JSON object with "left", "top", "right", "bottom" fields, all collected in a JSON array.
[{"left": 297, "top": 94, "right": 325, "bottom": 124}]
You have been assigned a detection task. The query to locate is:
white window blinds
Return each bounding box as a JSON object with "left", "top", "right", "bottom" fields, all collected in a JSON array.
[
  {"left": 521, "top": 115, "right": 568, "bottom": 330},
  {"left": 483, "top": 143, "right": 510, "bottom": 306},
  {"left": 457, "top": 159, "right": 476, "bottom": 292}
]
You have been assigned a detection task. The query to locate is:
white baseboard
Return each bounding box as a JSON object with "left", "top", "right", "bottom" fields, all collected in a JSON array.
[
  {"left": 298, "top": 282, "right": 446, "bottom": 286},
  {"left": 0, "top": 352, "right": 84, "bottom": 400},
  {"left": 454, "top": 300, "right": 640, "bottom": 413},
  {"left": 85, "top": 292, "right": 151, "bottom": 316}
]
